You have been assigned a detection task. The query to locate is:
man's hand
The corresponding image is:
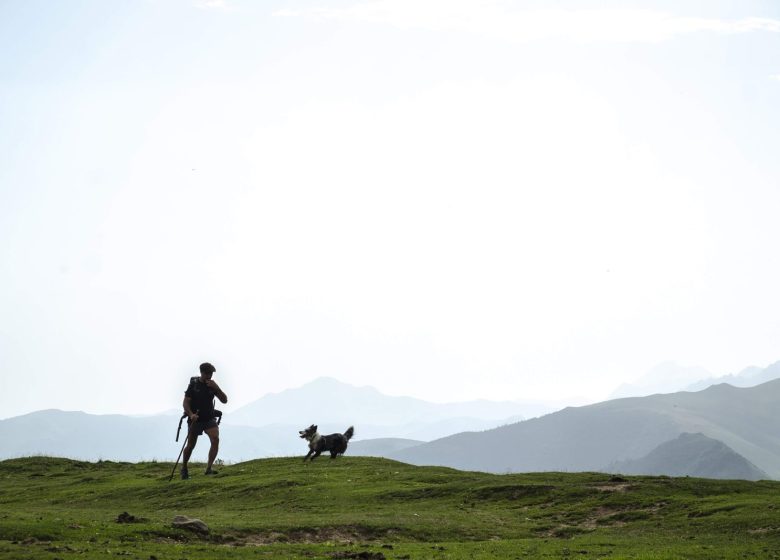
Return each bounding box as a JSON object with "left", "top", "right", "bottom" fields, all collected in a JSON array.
[
  {"left": 189, "top": 412, "right": 199, "bottom": 423},
  {"left": 204, "top": 378, "right": 228, "bottom": 403}
]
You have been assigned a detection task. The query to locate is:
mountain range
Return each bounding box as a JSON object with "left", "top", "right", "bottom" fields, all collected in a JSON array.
[
  {"left": 3, "top": 375, "right": 779, "bottom": 480},
  {"left": 388, "top": 380, "right": 780, "bottom": 479},
  {"left": 225, "top": 376, "right": 543, "bottom": 440},
  {"left": 608, "top": 432, "right": 767, "bottom": 480},
  {"left": 0, "top": 377, "right": 538, "bottom": 462},
  {"left": 684, "top": 361, "right": 780, "bottom": 392}
]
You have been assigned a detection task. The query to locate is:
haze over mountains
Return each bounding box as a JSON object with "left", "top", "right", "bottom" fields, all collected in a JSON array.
[
  {"left": 608, "top": 362, "right": 713, "bottom": 399},
  {"left": 608, "top": 360, "right": 780, "bottom": 399},
  {"left": 4, "top": 367, "right": 779, "bottom": 481},
  {"left": 0, "top": 377, "right": 539, "bottom": 462},
  {"left": 684, "top": 361, "right": 780, "bottom": 393},
  {"left": 226, "top": 376, "right": 545, "bottom": 440}
]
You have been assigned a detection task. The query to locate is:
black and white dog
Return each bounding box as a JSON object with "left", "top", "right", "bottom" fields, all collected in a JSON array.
[{"left": 298, "top": 424, "right": 354, "bottom": 461}]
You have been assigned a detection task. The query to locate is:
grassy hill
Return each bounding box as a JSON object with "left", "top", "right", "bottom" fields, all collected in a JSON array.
[{"left": 1, "top": 457, "right": 780, "bottom": 559}]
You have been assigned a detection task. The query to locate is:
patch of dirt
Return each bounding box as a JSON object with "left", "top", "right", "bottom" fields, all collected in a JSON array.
[
  {"left": 20, "top": 538, "right": 51, "bottom": 546},
  {"left": 152, "top": 536, "right": 188, "bottom": 544},
  {"left": 748, "top": 527, "right": 779, "bottom": 534},
  {"left": 591, "top": 483, "right": 633, "bottom": 493},
  {"left": 470, "top": 484, "right": 555, "bottom": 501},
  {"left": 581, "top": 507, "right": 628, "bottom": 530},
  {"left": 240, "top": 531, "right": 289, "bottom": 545},
  {"left": 235, "top": 526, "right": 392, "bottom": 546},
  {"left": 45, "top": 545, "right": 77, "bottom": 553},
  {"left": 540, "top": 502, "right": 667, "bottom": 537}
]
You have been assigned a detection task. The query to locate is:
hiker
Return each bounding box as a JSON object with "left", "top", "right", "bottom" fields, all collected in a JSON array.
[{"left": 181, "top": 362, "right": 228, "bottom": 479}]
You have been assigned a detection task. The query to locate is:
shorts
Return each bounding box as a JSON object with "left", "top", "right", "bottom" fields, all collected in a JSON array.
[{"left": 188, "top": 418, "right": 218, "bottom": 436}]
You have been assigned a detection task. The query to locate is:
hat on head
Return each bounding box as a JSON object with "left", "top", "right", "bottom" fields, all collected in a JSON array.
[{"left": 199, "top": 362, "right": 216, "bottom": 375}]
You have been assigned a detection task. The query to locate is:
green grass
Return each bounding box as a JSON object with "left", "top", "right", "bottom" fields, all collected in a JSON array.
[{"left": 1, "top": 456, "right": 780, "bottom": 558}]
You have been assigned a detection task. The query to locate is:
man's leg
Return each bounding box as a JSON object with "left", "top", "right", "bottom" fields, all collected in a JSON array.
[
  {"left": 204, "top": 425, "right": 220, "bottom": 474},
  {"left": 181, "top": 429, "right": 199, "bottom": 479}
]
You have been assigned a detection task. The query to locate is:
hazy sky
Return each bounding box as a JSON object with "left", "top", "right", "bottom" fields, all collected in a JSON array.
[{"left": 2, "top": 0, "right": 780, "bottom": 419}]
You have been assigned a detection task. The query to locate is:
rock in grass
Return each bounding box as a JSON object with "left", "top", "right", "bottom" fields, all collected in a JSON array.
[
  {"left": 172, "top": 515, "right": 209, "bottom": 535},
  {"left": 330, "top": 552, "right": 386, "bottom": 559}
]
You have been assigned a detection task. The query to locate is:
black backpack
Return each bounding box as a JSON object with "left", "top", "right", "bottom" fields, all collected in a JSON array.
[{"left": 175, "top": 377, "right": 223, "bottom": 441}]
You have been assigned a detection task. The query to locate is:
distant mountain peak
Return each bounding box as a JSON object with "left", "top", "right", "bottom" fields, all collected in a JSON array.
[
  {"left": 609, "top": 361, "right": 713, "bottom": 399},
  {"left": 293, "top": 377, "right": 387, "bottom": 399},
  {"left": 610, "top": 432, "right": 768, "bottom": 481},
  {"left": 302, "top": 376, "right": 373, "bottom": 390},
  {"left": 226, "top": 376, "right": 533, "bottom": 439},
  {"left": 305, "top": 376, "right": 345, "bottom": 386}
]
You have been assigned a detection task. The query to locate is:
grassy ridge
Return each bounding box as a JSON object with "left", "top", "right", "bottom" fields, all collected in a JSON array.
[{"left": 1, "top": 456, "right": 780, "bottom": 558}]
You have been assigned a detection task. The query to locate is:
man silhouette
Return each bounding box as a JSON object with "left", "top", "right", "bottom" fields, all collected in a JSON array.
[{"left": 181, "top": 362, "right": 228, "bottom": 479}]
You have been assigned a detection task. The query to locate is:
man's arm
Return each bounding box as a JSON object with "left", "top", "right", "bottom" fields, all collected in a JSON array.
[
  {"left": 205, "top": 380, "right": 228, "bottom": 404},
  {"left": 183, "top": 396, "right": 198, "bottom": 422}
]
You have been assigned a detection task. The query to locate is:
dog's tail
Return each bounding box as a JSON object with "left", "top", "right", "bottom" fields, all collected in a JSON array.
[{"left": 344, "top": 426, "right": 355, "bottom": 441}]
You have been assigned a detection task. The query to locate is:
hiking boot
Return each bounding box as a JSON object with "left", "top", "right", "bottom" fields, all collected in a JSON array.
[
  {"left": 180, "top": 466, "right": 189, "bottom": 480},
  {"left": 204, "top": 469, "right": 218, "bottom": 476}
]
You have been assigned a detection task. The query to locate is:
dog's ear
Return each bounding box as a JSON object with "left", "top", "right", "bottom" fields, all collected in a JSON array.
[{"left": 313, "top": 425, "right": 317, "bottom": 431}]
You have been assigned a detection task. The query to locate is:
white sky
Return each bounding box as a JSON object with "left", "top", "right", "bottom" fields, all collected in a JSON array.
[{"left": 1, "top": 0, "right": 780, "bottom": 419}]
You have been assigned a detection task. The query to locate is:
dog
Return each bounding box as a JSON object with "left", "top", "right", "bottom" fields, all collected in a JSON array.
[{"left": 298, "top": 424, "right": 354, "bottom": 461}]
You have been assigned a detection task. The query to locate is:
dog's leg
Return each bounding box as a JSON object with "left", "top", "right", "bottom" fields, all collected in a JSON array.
[
  {"left": 304, "top": 449, "right": 314, "bottom": 462},
  {"left": 311, "top": 450, "right": 322, "bottom": 461}
]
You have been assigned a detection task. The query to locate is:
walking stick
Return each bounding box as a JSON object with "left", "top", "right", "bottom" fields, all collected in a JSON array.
[{"left": 169, "top": 413, "right": 192, "bottom": 482}]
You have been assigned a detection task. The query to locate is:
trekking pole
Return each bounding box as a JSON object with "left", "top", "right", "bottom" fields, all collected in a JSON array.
[
  {"left": 175, "top": 413, "right": 186, "bottom": 443},
  {"left": 169, "top": 414, "right": 192, "bottom": 482}
]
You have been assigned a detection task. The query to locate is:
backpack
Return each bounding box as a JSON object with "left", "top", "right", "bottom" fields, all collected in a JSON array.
[{"left": 175, "top": 377, "right": 223, "bottom": 441}]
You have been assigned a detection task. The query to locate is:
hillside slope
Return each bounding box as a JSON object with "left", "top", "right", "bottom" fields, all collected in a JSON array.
[
  {"left": 392, "top": 380, "right": 780, "bottom": 478},
  {"left": 2, "top": 456, "right": 780, "bottom": 559},
  {"left": 609, "top": 432, "right": 768, "bottom": 480}
]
